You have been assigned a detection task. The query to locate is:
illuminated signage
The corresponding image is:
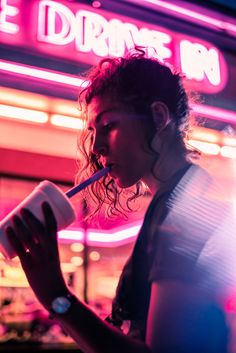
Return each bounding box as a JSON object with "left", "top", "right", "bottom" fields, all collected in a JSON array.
[{"left": 0, "top": 0, "right": 228, "bottom": 93}]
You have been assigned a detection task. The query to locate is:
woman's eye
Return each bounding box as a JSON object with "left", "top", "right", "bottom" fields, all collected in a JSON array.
[{"left": 103, "top": 122, "right": 116, "bottom": 131}]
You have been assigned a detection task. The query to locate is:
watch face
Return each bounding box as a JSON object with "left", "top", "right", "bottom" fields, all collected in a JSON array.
[{"left": 51, "top": 296, "right": 71, "bottom": 314}]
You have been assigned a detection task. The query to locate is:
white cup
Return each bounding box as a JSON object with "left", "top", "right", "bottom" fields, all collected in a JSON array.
[{"left": 0, "top": 180, "right": 76, "bottom": 259}]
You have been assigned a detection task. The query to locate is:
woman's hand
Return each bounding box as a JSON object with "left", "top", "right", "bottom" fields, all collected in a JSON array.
[{"left": 5, "top": 202, "right": 68, "bottom": 310}]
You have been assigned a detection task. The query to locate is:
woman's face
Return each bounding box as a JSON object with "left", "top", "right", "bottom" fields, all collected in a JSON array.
[{"left": 87, "top": 96, "right": 157, "bottom": 188}]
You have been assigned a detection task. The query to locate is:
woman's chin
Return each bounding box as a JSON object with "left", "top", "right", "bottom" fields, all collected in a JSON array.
[{"left": 116, "top": 177, "right": 138, "bottom": 189}]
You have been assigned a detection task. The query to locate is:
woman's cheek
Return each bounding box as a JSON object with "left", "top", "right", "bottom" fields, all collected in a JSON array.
[{"left": 109, "top": 130, "right": 119, "bottom": 146}]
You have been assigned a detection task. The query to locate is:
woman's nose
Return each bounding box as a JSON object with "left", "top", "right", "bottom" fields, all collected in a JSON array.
[{"left": 91, "top": 134, "right": 107, "bottom": 156}]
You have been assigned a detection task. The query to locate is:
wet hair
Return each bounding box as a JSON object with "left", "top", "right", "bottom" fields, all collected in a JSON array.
[{"left": 76, "top": 50, "right": 193, "bottom": 223}]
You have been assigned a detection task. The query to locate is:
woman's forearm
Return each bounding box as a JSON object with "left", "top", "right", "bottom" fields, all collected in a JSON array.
[{"left": 54, "top": 296, "right": 151, "bottom": 353}]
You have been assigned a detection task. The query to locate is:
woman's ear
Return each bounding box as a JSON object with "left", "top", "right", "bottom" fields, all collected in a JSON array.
[{"left": 151, "top": 101, "right": 171, "bottom": 132}]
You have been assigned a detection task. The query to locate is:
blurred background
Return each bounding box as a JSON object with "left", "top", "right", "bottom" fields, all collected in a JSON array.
[{"left": 0, "top": 0, "right": 236, "bottom": 351}]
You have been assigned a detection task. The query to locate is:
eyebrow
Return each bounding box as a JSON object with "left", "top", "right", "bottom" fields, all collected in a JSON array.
[
  {"left": 94, "top": 108, "right": 116, "bottom": 124},
  {"left": 87, "top": 108, "right": 115, "bottom": 131}
]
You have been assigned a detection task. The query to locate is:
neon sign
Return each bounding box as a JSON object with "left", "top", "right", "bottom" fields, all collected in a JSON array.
[
  {"left": 0, "top": 0, "right": 20, "bottom": 34},
  {"left": 0, "top": 0, "right": 228, "bottom": 93}
]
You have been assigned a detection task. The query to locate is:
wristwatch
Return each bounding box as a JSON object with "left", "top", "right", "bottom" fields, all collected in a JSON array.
[{"left": 49, "top": 293, "right": 76, "bottom": 319}]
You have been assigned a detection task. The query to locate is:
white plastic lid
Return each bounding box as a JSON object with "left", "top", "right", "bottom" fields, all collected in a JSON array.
[{"left": 36, "top": 181, "right": 76, "bottom": 228}]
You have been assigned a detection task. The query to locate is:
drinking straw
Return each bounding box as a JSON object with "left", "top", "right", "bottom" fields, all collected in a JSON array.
[{"left": 66, "top": 167, "right": 110, "bottom": 198}]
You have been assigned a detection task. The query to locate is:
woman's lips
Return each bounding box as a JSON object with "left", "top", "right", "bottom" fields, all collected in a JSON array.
[
  {"left": 106, "top": 163, "right": 117, "bottom": 176},
  {"left": 105, "top": 163, "right": 114, "bottom": 169}
]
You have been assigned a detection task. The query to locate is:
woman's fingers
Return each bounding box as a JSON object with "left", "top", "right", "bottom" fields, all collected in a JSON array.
[
  {"left": 5, "top": 203, "right": 58, "bottom": 260},
  {"left": 42, "top": 202, "right": 57, "bottom": 235},
  {"left": 20, "top": 203, "right": 59, "bottom": 259},
  {"left": 5, "top": 205, "right": 63, "bottom": 309},
  {"left": 20, "top": 208, "right": 45, "bottom": 243},
  {"left": 5, "top": 225, "right": 27, "bottom": 259},
  {"left": 20, "top": 203, "right": 57, "bottom": 241},
  {"left": 12, "top": 214, "right": 41, "bottom": 256}
]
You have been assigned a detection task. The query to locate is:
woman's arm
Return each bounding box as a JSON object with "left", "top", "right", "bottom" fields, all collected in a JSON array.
[
  {"left": 5, "top": 202, "right": 151, "bottom": 353},
  {"left": 53, "top": 294, "right": 151, "bottom": 353}
]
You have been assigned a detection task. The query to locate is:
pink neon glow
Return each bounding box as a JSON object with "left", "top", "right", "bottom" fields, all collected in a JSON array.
[
  {"left": 191, "top": 103, "right": 236, "bottom": 123},
  {"left": 220, "top": 146, "right": 236, "bottom": 159},
  {"left": 0, "top": 103, "right": 48, "bottom": 123},
  {"left": 0, "top": 1, "right": 227, "bottom": 93},
  {"left": 188, "top": 140, "right": 221, "bottom": 155},
  {"left": 58, "top": 222, "right": 142, "bottom": 247},
  {"left": 0, "top": 0, "right": 20, "bottom": 34},
  {"left": 223, "top": 137, "right": 236, "bottom": 147},
  {"left": 0, "top": 60, "right": 88, "bottom": 88},
  {"left": 0, "top": 105, "right": 83, "bottom": 129},
  {"left": 226, "top": 294, "right": 236, "bottom": 312},
  {"left": 50, "top": 114, "right": 84, "bottom": 130},
  {"left": 36, "top": 1, "right": 176, "bottom": 64},
  {"left": 92, "top": 1, "right": 101, "bottom": 9},
  {"left": 58, "top": 229, "right": 84, "bottom": 242},
  {"left": 180, "top": 40, "right": 223, "bottom": 88},
  {"left": 0, "top": 59, "right": 235, "bottom": 125},
  {"left": 139, "top": 0, "right": 236, "bottom": 36},
  {"left": 191, "top": 129, "right": 219, "bottom": 144},
  {"left": 188, "top": 140, "right": 236, "bottom": 158}
]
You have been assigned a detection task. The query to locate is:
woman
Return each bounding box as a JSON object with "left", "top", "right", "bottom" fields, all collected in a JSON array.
[{"left": 5, "top": 52, "right": 229, "bottom": 352}]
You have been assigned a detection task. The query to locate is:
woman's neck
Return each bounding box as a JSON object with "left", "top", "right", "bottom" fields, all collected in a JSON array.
[{"left": 144, "top": 152, "right": 189, "bottom": 196}]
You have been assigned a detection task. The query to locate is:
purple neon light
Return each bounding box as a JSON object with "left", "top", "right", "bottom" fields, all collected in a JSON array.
[
  {"left": 191, "top": 103, "right": 236, "bottom": 123},
  {"left": 126, "top": 0, "right": 236, "bottom": 37},
  {"left": 0, "top": 59, "right": 88, "bottom": 88}
]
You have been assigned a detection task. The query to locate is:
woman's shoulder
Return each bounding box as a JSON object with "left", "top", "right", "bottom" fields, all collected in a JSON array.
[{"left": 166, "top": 163, "right": 226, "bottom": 210}]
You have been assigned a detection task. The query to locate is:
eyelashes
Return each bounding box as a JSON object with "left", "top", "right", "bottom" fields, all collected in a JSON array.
[
  {"left": 102, "top": 122, "right": 115, "bottom": 131},
  {"left": 102, "top": 121, "right": 118, "bottom": 132},
  {"left": 88, "top": 122, "right": 117, "bottom": 139}
]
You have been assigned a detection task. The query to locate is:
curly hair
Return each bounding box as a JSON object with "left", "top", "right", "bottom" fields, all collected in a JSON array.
[{"left": 76, "top": 50, "right": 193, "bottom": 223}]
